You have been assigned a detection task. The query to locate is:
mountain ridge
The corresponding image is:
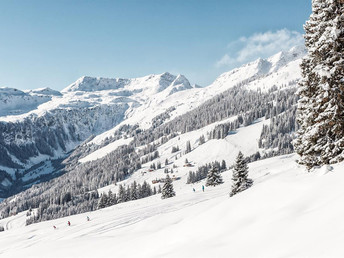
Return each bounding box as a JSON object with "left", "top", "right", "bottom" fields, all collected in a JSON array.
[{"left": 0, "top": 46, "right": 306, "bottom": 199}]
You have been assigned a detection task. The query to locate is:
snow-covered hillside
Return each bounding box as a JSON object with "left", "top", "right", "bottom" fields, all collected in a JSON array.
[
  {"left": 0, "top": 87, "right": 53, "bottom": 116},
  {"left": 1, "top": 153, "right": 344, "bottom": 258},
  {"left": 0, "top": 46, "right": 305, "bottom": 199}
]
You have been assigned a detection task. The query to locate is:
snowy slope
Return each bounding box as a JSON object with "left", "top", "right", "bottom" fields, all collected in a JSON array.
[
  {"left": 91, "top": 45, "right": 306, "bottom": 143},
  {"left": 0, "top": 87, "right": 53, "bottom": 116},
  {"left": 1, "top": 154, "right": 344, "bottom": 258},
  {"left": 0, "top": 46, "right": 305, "bottom": 198}
]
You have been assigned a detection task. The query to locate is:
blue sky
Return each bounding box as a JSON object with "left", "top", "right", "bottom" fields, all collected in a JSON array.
[{"left": 0, "top": 0, "right": 311, "bottom": 90}]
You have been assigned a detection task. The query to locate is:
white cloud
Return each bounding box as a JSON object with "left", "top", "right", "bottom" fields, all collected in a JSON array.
[{"left": 216, "top": 29, "right": 304, "bottom": 68}]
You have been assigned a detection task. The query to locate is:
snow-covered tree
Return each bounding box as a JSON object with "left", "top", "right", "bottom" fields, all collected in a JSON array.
[
  {"left": 205, "top": 165, "right": 223, "bottom": 186},
  {"left": 97, "top": 193, "right": 108, "bottom": 209},
  {"left": 107, "top": 190, "right": 116, "bottom": 206},
  {"left": 199, "top": 135, "right": 205, "bottom": 145},
  {"left": 161, "top": 175, "right": 175, "bottom": 199},
  {"left": 117, "top": 185, "right": 126, "bottom": 203},
  {"left": 230, "top": 151, "right": 253, "bottom": 197},
  {"left": 130, "top": 181, "right": 138, "bottom": 200},
  {"left": 221, "top": 160, "right": 227, "bottom": 171},
  {"left": 186, "top": 140, "right": 191, "bottom": 153},
  {"left": 294, "top": 0, "right": 344, "bottom": 168}
]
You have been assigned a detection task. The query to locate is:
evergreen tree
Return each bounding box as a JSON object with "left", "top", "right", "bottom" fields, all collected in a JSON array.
[
  {"left": 125, "top": 185, "right": 131, "bottom": 201},
  {"left": 186, "top": 140, "right": 192, "bottom": 153},
  {"left": 130, "top": 181, "right": 138, "bottom": 200},
  {"left": 107, "top": 190, "right": 115, "bottom": 206},
  {"left": 97, "top": 193, "right": 108, "bottom": 209},
  {"left": 161, "top": 174, "right": 176, "bottom": 199},
  {"left": 294, "top": 0, "right": 344, "bottom": 168},
  {"left": 205, "top": 165, "right": 223, "bottom": 186},
  {"left": 221, "top": 160, "right": 227, "bottom": 171},
  {"left": 199, "top": 135, "right": 205, "bottom": 145},
  {"left": 230, "top": 151, "right": 253, "bottom": 197},
  {"left": 117, "top": 185, "right": 126, "bottom": 203}
]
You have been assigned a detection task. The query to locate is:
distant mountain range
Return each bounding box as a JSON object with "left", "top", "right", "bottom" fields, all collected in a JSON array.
[{"left": 0, "top": 46, "right": 306, "bottom": 198}]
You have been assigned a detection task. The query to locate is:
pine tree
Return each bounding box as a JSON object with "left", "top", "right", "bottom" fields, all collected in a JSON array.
[
  {"left": 186, "top": 140, "right": 192, "bottom": 153},
  {"left": 205, "top": 165, "right": 223, "bottom": 186},
  {"left": 117, "top": 185, "right": 126, "bottom": 203},
  {"left": 294, "top": 0, "right": 344, "bottom": 168},
  {"left": 97, "top": 193, "right": 108, "bottom": 209},
  {"left": 161, "top": 174, "right": 176, "bottom": 199},
  {"left": 221, "top": 160, "right": 227, "bottom": 171},
  {"left": 199, "top": 135, "right": 205, "bottom": 145},
  {"left": 107, "top": 190, "right": 115, "bottom": 206},
  {"left": 130, "top": 181, "right": 138, "bottom": 200},
  {"left": 125, "top": 185, "right": 131, "bottom": 201},
  {"left": 230, "top": 152, "right": 253, "bottom": 197}
]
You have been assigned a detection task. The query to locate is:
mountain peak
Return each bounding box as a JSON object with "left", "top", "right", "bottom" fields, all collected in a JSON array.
[{"left": 61, "top": 72, "right": 193, "bottom": 96}]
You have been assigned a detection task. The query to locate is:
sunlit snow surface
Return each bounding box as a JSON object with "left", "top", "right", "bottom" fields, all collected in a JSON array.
[{"left": 1, "top": 154, "right": 344, "bottom": 258}]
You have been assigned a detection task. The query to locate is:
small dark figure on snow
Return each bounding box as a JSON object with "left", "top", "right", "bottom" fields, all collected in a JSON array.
[
  {"left": 87, "top": 216, "right": 90, "bottom": 221},
  {"left": 202, "top": 185, "right": 204, "bottom": 192},
  {"left": 193, "top": 188, "right": 195, "bottom": 192},
  {"left": 53, "top": 226, "right": 57, "bottom": 229},
  {"left": 68, "top": 221, "right": 71, "bottom": 226}
]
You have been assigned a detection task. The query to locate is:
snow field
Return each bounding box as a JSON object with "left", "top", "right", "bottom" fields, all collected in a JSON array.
[{"left": 1, "top": 154, "right": 344, "bottom": 257}]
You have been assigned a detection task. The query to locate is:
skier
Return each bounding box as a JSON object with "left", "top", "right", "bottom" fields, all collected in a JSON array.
[
  {"left": 68, "top": 221, "right": 71, "bottom": 226},
  {"left": 202, "top": 185, "right": 204, "bottom": 192},
  {"left": 53, "top": 225, "right": 57, "bottom": 229},
  {"left": 87, "top": 216, "right": 90, "bottom": 221},
  {"left": 193, "top": 188, "right": 195, "bottom": 192}
]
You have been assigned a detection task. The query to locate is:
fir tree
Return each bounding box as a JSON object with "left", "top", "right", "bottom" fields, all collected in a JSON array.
[
  {"left": 107, "top": 190, "right": 115, "bottom": 206},
  {"left": 186, "top": 140, "right": 192, "bottom": 153},
  {"left": 97, "top": 193, "right": 108, "bottom": 209},
  {"left": 230, "top": 151, "right": 253, "bottom": 197},
  {"left": 294, "top": 0, "right": 344, "bottom": 168},
  {"left": 221, "top": 160, "right": 227, "bottom": 171},
  {"left": 161, "top": 174, "right": 176, "bottom": 199},
  {"left": 199, "top": 135, "right": 205, "bottom": 145},
  {"left": 130, "top": 181, "right": 138, "bottom": 200},
  {"left": 205, "top": 165, "right": 223, "bottom": 186},
  {"left": 117, "top": 185, "right": 126, "bottom": 203}
]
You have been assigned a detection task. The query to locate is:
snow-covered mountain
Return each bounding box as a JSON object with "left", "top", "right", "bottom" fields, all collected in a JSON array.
[
  {"left": 0, "top": 87, "right": 53, "bottom": 117},
  {"left": 0, "top": 46, "right": 306, "bottom": 198},
  {"left": 6, "top": 45, "right": 342, "bottom": 258}
]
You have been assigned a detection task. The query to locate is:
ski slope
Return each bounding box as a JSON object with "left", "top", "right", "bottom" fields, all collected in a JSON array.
[{"left": 1, "top": 154, "right": 344, "bottom": 258}]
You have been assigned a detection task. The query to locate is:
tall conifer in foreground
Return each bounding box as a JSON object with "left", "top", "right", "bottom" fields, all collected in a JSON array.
[
  {"left": 230, "top": 152, "right": 253, "bottom": 197},
  {"left": 294, "top": 0, "right": 344, "bottom": 168},
  {"left": 161, "top": 174, "right": 176, "bottom": 199}
]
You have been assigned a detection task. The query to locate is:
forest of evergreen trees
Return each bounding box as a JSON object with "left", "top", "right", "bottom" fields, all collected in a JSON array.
[{"left": 0, "top": 80, "right": 300, "bottom": 224}]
